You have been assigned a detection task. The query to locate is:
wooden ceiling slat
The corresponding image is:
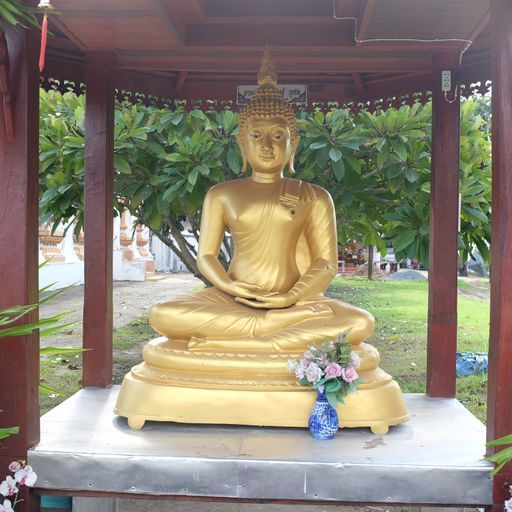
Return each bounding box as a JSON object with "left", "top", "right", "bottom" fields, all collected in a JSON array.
[
  {"left": 185, "top": 23, "right": 355, "bottom": 47},
  {"left": 467, "top": 11, "right": 490, "bottom": 43},
  {"left": 357, "top": 0, "right": 376, "bottom": 42},
  {"left": 61, "top": 18, "right": 179, "bottom": 50},
  {"left": 153, "top": 0, "right": 184, "bottom": 46},
  {"left": 201, "top": 0, "right": 333, "bottom": 18}
]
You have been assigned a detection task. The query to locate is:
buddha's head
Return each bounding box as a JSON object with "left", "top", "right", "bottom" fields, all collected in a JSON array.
[{"left": 237, "top": 49, "right": 299, "bottom": 175}]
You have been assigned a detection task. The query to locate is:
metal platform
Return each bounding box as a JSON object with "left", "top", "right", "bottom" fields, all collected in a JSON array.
[{"left": 28, "top": 387, "right": 492, "bottom": 506}]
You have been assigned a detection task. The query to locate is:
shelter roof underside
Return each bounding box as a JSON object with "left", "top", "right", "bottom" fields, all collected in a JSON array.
[{"left": 44, "top": 0, "right": 491, "bottom": 107}]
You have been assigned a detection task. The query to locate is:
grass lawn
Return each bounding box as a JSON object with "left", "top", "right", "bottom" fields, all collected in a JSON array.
[
  {"left": 40, "top": 316, "right": 155, "bottom": 414},
  {"left": 40, "top": 277, "right": 490, "bottom": 422},
  {"left": 326, "top": 277, "right": 489, "bottom": 422}
]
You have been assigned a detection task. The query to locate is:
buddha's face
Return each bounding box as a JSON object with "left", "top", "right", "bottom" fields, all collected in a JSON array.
[{"left": 242, "top": 117, "right": 294, "bottom": 175}]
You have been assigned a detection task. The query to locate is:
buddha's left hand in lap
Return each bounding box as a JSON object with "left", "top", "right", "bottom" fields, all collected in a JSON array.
[{"left": 236, "top": 291, "right": 297, "bottom": 309}]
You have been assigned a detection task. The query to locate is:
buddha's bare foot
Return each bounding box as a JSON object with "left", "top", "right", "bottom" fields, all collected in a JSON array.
[
  {"left": 256, "top": 303, "right": 333, "bottom": 336},
  {"left": 188, "top": 336, "right": 207, "bottom": 350}
]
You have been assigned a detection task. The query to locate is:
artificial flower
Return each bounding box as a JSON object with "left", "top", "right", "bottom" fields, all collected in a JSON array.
[
  {"left": 324, "top": 362, "right": 342, "bottom": 378},
  {"left": 294, "top": 360, "right": 308, "bottom": 379},
  {"left": 305, "top": 362, "right": 323, "bottom": 384},
  {"left": 350, "top": 352, "right": 361, "bottom": 369},
  {"left": 14, "top": 465, "right": 36, "bottom": 487},
  {"left": 7, "top": 463, "right": 20, "bottom": 474},
  {"left": 287, "top": 359, "right": 297, "bottom": 372},
  {"left": 341, "top": 366, "right": 359, "bottom": 383},
  {"left": 0, "top": 499, "right": 14, "bottom": 512},
  {"left": 0, "top": 477, "right": 17, "bottom": 498}
]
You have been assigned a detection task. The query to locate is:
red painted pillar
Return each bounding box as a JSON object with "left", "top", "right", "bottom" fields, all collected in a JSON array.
[
  {"left": 83, "top": 52, "right": 115, "bottom": 387},
  {"left": 487, "top": 1, "right": 512, "bottom": 509},
  {"left": 0, "top": 25, "right": 40, "bottom": 512},
  {"left": 426, "top": 53, "right": 460, "bottom": 397}
]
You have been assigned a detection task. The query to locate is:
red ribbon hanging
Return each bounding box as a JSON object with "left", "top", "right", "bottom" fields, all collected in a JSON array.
[{"left": 39, "top": 12, "right": 48, "bottom": 73}]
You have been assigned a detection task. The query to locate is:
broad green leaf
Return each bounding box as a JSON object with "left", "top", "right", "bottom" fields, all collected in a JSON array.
[
  {"left": 114, "top": 155, "right": 131, "bottom": 175},
  {"left": 344, "top": 154, "right": 361, "bottom": 174},
  {"left": 386, "top": 166, "right": 402, "bottom": 179},
  {"left": 329, "top": 147, "right": 342, "bottom": 162},
  {"left": 332, "top": 158, "right": 345, "bottom": 181},
  {"left": 405, "top": 169, "right": 419, "bottom": 183},
  {"left": 227, "top": 146, "right": 241, "bottom": 173},
  {"left": 392, "top": 230, "right": 417, "bottom": 252},
  {"left": 148, "top": 211, "right": 163, "bottom": 231},
  {"left": 162, "top": 179, "right": 185, "bottom": 202},
  {"left": 391, "top": 139, "right": 408, "bottom": 161},
  {"left": 310, "top": 141, "right": 328, "bottom": 150}
]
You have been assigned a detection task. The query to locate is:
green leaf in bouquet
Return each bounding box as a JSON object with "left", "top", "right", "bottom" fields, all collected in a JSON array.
[
  {"left": 325, "top": 378, "right": 341, "bottom": 393},
  {"left": 335, "top": 391, "right": 345, "bottom": 404},
  {"left": 326, "top": 392, "right": 339, "bottom": 409}
]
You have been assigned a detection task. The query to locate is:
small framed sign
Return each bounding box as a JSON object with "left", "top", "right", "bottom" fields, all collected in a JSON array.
[{"left": 237, "top": 84, "right": 307, "bottom": 106}]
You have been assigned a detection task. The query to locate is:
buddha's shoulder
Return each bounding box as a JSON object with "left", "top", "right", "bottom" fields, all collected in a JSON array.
[
  {"left": 282, "top": 178, "right": 332, "bottom": 204},
  {"left": 207, "top": 178, "right": 249, "bottom": 195},
  {"left": 205, "top": 180, "right": 243, "bottom": 201}
]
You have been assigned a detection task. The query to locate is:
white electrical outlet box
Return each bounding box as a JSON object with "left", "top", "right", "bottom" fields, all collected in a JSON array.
[{"left": 441, "top": 70, "right": 452, "bottom": 92}]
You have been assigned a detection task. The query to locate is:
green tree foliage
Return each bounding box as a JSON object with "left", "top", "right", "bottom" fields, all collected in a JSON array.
[
  {"left": 0, "top": 0, "right": 39, "bottom": 29},
  {"left": 39, "top": 89, "right": 491, "bottom": 278}
]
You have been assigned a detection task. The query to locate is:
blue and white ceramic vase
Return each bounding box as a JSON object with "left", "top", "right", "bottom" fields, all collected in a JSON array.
[{"left": 308, "top": 387, "right": 339, "bottom": 440}]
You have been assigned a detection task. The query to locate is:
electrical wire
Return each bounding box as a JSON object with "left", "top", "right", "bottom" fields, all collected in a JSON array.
[{"left": 331, "top": 0, "right": 474, "bottom": 102}]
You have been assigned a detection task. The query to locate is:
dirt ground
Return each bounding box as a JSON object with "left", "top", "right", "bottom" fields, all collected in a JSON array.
[{"left": 39, "top": 273, "right": 202, "bottom": 348}]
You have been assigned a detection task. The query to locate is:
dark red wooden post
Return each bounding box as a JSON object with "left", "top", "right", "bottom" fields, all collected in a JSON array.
[
  {"left": 426, "top": 53, "right": 460, "bottom": 397},
  {"left": 0, "top": 25, "right": 40, "bottom": 512},
  {"left": 487, "top": 1, "right": 512, "bottom": 509},
  {"left": 83, "top": 52, "right": 115, "bottom": 387}
]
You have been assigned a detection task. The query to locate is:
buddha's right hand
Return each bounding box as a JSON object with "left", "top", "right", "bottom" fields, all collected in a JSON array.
[{"left": 224, "top": 280, "right": 278, "bottom": 300}]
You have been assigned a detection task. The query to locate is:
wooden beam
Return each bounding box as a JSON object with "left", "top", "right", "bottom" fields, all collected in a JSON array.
[
  {"left": 176, "top": 71, "right": 188, "bottom": 92},
  {"left": 185, "top": 23, "right": 355, "bottom": 47},
  {"left": 351, "top": 72, "right": 365, "bottom": 94},
  {"left": 467, "top": 11, "right": 490, "bottom": 44},
  {"left": 487, "top": 1, "right": 512, "bottom": 509},
  {"left": 152, "top": 0, "right": 184, "bottom": 46},
  {"left": 83, "top": 52, "right": 115, "bottom": 388},
  {"left": 357, "top": 0, "right": 376, "bottom": 42},
  {"left": 0, "top": 24, "right": 40, "bottom": 512},
  {"left": 116, "top": 53, "right": 432, "bottom": 73},
  {"left": 426, "top": 53, "right": 460, "bottom": 398},
  {"left": 48, "top": 15, "right": 87, "bottom": 52}
]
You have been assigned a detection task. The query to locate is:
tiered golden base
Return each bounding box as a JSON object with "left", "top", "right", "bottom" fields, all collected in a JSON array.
[{"left": 115, "top": 337, "right": 410, "bottom": 434}]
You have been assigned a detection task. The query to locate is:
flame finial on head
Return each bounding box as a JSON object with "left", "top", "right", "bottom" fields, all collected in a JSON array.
[{"left": 257, "top": 46, "right": 277, "bottom": 86}]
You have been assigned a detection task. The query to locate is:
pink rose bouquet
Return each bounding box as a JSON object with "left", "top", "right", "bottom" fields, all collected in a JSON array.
[{"left": 288, "top": 331, "right": 362, "bottom": 408}]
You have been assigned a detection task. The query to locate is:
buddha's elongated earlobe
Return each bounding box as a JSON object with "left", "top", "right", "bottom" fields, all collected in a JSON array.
[
  {"left": 287, "top": 153, "right": 296, "bottom": 175},
  {"left": 237, "top": 135, "right": 248, "bottom": 173},
  {"left": 287, "top": 137, "right": 299, "bottom": 174},
  {"left": 241, "top": 153, "right": 249, "bottom": 174}
]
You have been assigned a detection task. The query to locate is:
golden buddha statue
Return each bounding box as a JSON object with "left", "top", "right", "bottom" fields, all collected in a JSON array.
[{"left": 115, "top": 50, "right": 409, "bottom": 434}]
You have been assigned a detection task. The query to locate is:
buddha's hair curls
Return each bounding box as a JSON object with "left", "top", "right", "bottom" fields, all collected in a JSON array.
[{"left": 237, "top": 48, "right": 298, "bottom": 173}]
